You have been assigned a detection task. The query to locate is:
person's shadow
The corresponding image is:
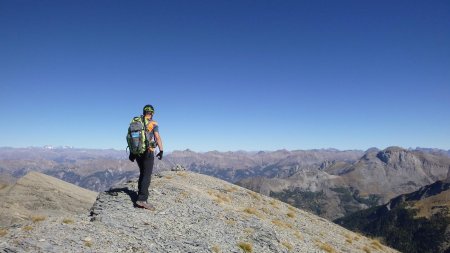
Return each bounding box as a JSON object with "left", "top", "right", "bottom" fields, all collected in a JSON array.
[{"left": 106, "top": 187, "right": 139, "bottom": 207}]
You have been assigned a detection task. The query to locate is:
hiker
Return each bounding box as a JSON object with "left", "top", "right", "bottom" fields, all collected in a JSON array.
[{"left": 127, "top": 104, "right": 164, "bottom": 210}]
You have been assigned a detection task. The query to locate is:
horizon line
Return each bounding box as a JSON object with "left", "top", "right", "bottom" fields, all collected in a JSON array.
[{"left": 0, "top": 145, "right": 449, "bottom": 153}]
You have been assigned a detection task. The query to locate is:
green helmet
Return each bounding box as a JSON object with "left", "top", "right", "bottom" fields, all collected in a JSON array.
[{"left": 143, "top": 104, "right": 155, "bottom": 115}]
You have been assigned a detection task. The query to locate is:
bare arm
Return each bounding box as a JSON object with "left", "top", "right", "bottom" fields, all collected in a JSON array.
[{"left": 154, "top": 131, "right": 163, "bottom": 152}]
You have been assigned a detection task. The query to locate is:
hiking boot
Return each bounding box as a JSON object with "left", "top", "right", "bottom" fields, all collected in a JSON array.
[{"left": 136, "top": 201, "right": 155, "bottom": 211}]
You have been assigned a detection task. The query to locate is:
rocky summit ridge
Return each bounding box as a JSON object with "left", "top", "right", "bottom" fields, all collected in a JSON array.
[{"left": 0, "top": 171, "right": 397, "bottom": 253}]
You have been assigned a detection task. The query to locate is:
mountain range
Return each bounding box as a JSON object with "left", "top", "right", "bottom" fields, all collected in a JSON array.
[
  {"left": 335, "top": 179, "right": 450, "bottom": 253},
  {"left": 0, "top": 147, "right": 365, "bottom": 191},
  {"left": 237, "top": 147, "right": 450, "bottom": 219},
  {"left": 1, "top": 146, "right": 450, "bottom": 221}
]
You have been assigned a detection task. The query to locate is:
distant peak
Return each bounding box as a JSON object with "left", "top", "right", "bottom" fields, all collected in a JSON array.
[
  {"left": 383, "top": 146, "right": 407, "bottom": 153},
  {"left": 365, "top": 147, "right": 380, "bottom": 153}
]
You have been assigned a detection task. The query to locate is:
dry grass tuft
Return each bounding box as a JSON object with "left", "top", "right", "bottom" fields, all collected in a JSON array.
[
  {"left": 244, "top": 228, "right": 255, "bottom": 233},
  {"left": 31, "top": 215, "right": 46, "bottom": 223},
  {"left": 177, "top": 171, "right": 188, "bottom": 177},
  {"left": 318, "top": 218, "right": 328, "bottom": 223},
  {"left": 320, "top": 243, "right": 336, "bottom": 253},
  {"left": 244, "top": 227, "right": 254, "bottom": 234},
  {"left": 294, "top": 231, "right": 303, "bottom": 240},
  {"left": 207, "top": 189, "right": 231, "bottom": 204},
  {"left": 271, "top": 219, "right": 293, "bottom": 229},
  {"left": 362, "top": 246, "right": 371, "bottom": 253},
  {"left": 225, "top": 186, "right": 238, "bottom": 193},
  {"left": 22, "top": 226, "right": 33, "bottom": 231},
  {"left": 216, "top": 194, "right": 231, "bottom": 203},
  {"left": 287, "top": 205, "right": 296, "bottom": 212},
  {"left": 211, "top": 245, "right": 221, "bottom": 253},
  {"left": 0, "top": 229, "right": 7, "bottom": 237},
  {"left": 84, "top": 241, "right": 93, "bottom": 247},
  {"left": 269, "top": 199, "right": 279, "bottom": 209},
  {"left": 344, "top": 233, "right": 353, "bottom": 244},
  {"left": 247, "top": 191, "right": 261, "bottom": 201},
  {"left": 243, "top": 207, "right": 264, "bottom": 219},
  {"left": 287, "top": 212, "right": 296, "bottom": 218},
  {"left": 370, "top": 238, "right": 384, "bottom": 250},
  {"left": 175, "top": 191, "right": 190, "bottom": 203},
  {"left": 281, "top": 241, "right": 293, "bottom": 251},
  {"left": 237, "top": 242, "right": 253, "bottom": 253},
  {"left": 261, "top": 207, "right": 272, "bottom": 215},
  {"left": 316, "top": 241, "right": 336, "bottom": 253},
  {"left": 63, "top": 218, "right": 74, "bottom": 224},
  {"left": 244, "top": 207, "right": 257, "bottom": 214},
  {"left": 225, "top": 218, "right": 236, "bottom": 226}
]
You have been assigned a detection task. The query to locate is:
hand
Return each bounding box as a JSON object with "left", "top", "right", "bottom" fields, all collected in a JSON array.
[
  {"left": 156, "top": 151, "right": 163, "bottom": 160},
  {"left": 129, "top": 153, "right": 136, "bottom": 162}
]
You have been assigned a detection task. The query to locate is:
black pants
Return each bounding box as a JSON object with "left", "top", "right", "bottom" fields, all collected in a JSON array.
[{"left": 136, "top": 150, "right": 154, "bottom": 202}]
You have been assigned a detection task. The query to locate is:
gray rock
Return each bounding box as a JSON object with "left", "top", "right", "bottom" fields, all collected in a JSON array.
[
  {"left": 171, "top": 164, "right": 186, "bottom": 171},
  {"left": 0, "top": 171, "right": 398, "bottom": 253}
]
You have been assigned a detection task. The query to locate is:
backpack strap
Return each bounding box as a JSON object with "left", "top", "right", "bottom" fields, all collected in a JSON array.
[{"left": 141, "top": 115, "right": 150, "bottom": 149}]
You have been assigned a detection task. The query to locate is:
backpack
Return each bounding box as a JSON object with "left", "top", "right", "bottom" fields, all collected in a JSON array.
[{"left": 126, "top": 116, "right": 148, "bottom": 156}]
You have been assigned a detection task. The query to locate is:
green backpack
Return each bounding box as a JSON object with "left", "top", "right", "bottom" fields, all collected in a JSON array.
[{"left": 126, "top": 116, "right": 147, "bottom": 156}]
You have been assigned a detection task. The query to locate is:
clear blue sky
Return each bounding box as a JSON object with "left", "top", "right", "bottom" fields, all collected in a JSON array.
[{"left": 1, "top": 0, "right": 449, "bottom": 151}]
